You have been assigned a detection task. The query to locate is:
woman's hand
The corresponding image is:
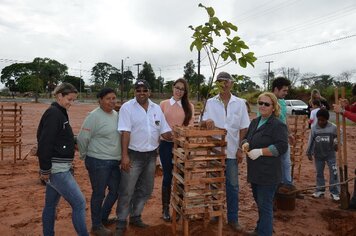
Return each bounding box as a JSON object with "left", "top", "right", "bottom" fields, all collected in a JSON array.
[
  {"left": 247, "top": 149, "right": 263, "bottom": 160},
  {"left": 40, "top": 173, "right": 50, "bottom": 184},
  {"left": 339, "top": 98, "right": 349, "bottom": 107},
  {"left": 333, "top": 104, "right": 344, "bottom": 114}
]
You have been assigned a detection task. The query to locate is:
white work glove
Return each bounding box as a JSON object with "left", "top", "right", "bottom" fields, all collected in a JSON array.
[
  {"left": 241, "top": 142, "right": 250, "bottom": 153},
  {"left": 248, "top": 149, "right": 263, "bottom": 160}
]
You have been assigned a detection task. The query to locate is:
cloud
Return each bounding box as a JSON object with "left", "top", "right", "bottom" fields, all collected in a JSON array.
[{"left": 1, "top": 0, "right": 356, "bottom": 88}]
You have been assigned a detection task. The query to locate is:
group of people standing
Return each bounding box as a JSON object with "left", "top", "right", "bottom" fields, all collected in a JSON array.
[
  {"left": 36, "top": 79, "right": 186, "bottom": 236},
  {"left": 36, "top": 74, "right": 355, "bottom": 236}
]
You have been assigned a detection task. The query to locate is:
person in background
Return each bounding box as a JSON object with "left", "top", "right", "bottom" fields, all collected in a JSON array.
[
  {"left": 159, "top": 78, "right": 194, "bottom": 222},
  {"left": 37, "top": 83, "right": 88, "bottom": 236},
  {"left": 77, "top": 88, "right": 121, "bottom": 236},
  {"left": 241, "top": 92, "right": 288, "bottom": 236},
  {"left": 201, "top": 71, "right": 250, "bottom": 232},
  {"left": 271, "top": 77, "right": 295, "bottom": 186},
  {"left": 309, "top": 99, "right": 321, "bottom": 127},
  {"left": 306, "top": 109, "right": 340, "bottom": 201},
  {"left": 115, "top": 80, "right": 172, "bottom": 236},
  {"left": 308, "top": 89, "right": 330, "bottom": 128},
  {"left": 333, "top": 84, "right": 356, "bottom": 122},
  {"left": 333, "top": 83, "right": 356, "bottom": 210}
]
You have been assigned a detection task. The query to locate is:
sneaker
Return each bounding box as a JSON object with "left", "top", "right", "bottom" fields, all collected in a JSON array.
[
  {"left": 312, "top": 191, "right": 325, "bottom": 198},
  {"left": 227, "top": 222, "right": 243, "bottom": 232},
  {"left": 91, "top": 225, "right": 112, "bottom": 236},
  {"left": 129, "top": 218, "right": 149, "bottom": 228},
  {"left": 114, "top": 228, "right": 124, "bottom": 236},
  {"left": 330, "top": 193, "right": 340, "bottom": 201},
  {"left": 102, "top": 217, "right": 118, "bottom": 226}
]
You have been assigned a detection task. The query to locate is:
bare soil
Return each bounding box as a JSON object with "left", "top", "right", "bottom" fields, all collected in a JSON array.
[{"left": 0, "top": 101, "right": 355, "bottom": 235}]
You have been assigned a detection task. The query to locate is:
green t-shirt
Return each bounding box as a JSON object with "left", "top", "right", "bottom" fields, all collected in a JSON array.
[
  {"left": 77, "top": 107, "right": 121, "bottom": 161},
  {"left": 278, "top": 99, "right": 287, "bottom": 124}
]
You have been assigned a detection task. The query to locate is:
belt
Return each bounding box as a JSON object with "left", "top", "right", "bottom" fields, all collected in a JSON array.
[{"left": 128, "top": 148, "right": 157, "bottom": 154}]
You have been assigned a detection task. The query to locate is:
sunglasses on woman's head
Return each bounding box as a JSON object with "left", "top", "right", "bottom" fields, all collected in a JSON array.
[{"left": 258, "top": 101, "right": 271, "bottom": 107}]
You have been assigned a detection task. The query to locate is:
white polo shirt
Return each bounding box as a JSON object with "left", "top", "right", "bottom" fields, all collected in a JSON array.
[
  {"left": 118, "top": 98, "right": 171, "bottom": 152},
  {"left": 202, "top": 94, "right": 250, "bottom": 159}
]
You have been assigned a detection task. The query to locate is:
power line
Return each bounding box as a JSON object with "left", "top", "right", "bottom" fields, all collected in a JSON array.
[
  {"left": 258, "top": 34, "right": 356, "bottom": 58},
  {"left": 236, "top": 0, "right": 301, "bottom": 24},
  {"left": 1, "top": 34, "right": 355, "bottom": 76},
  {"left": 257, "top": 3, "right": 356, "bottom": 39}
]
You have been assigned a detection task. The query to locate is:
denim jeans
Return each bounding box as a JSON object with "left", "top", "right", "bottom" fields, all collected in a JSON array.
[
  {"left": 43, "top": 171, "right": 88, "bottom": 236},
  {"left": 280, "top": 145, "right": 293, "bottom": 185},
  {"left": 225, "top": 159, "right": 239, "bottom": 223},
  {"left": 85, "top": 156, "right": 121, "bottom": 228},
  {"left": 159, "top": 140, "right": 174, "bottom": 187},
  {"left": 314, "top": 156, "right": 340, "bottom": 195},
  {"left": 251, "top": 183, "right": 278, "bottom": 236},
  {"left": 116, "top": 149, "right": 156, "bottom": 225}
]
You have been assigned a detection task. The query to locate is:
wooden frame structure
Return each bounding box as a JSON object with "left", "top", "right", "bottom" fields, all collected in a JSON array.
[
  {"left": 171, "top": 126, "right": 226, "bottom": 236},
  {"left": 0, "top": 103, "right": 23, "bottom": 163},
  {"left": 288, "top": 115, "right": 308, "bottom": 180},
  {"left": 335, "top": 87, "right": 350, "bottom": 209}
]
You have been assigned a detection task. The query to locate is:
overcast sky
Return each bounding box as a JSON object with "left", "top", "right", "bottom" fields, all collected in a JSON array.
[{"left": 1, "top": 0, "right": 356, "bottom": 88}]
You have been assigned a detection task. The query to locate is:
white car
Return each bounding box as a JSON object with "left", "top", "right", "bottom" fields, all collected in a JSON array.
[{"left": 285, "top": 99, "right": 308, "bottom": 115}]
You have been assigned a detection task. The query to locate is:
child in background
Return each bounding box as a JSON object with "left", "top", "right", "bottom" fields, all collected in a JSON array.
[
  {"left": 306, "top": 109, "right": 340, "bottom": 201},
  {"left": 309, "top": 99, "right": 321, "bottom": 127}
]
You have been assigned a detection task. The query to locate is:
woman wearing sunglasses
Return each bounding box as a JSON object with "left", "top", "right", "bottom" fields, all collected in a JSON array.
[
  {"left": 159, "top": 78, "right": 194, "bottom": 222},
  {"left": 241, "top": 92, "right": 288, "bottom": 236}
]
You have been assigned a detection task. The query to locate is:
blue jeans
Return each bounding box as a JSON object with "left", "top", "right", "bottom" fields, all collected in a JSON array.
[
  {"left": 251, "top": 183, "right": 278, "bottom": 236},
  {"left": 159, "top": 141, "right": 173, "bottom": 187},
  {"left": 314, "top": 156, "right": 340, "bottom": 195},
  {"left": 85, "top": 156, "right": 121, "bottom": 228},
  {"left": 281, "top": 145, "right": 293, "bottom": 185},
  {"left": 225, "top": 159, "right": 239, "bottom": 223},
  {"left": 43, "top": 171, "right": 88, "bottom": 236},
  {"left": 116, "top": 149, "right": 156, "bottom": 225}
]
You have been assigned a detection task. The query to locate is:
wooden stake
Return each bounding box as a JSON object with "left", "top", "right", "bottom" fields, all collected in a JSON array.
[
  {"left": 335, "top": 87, "right": 349, "bottom": 209},
  {"left": 341, "top": 87, "right": 350, "bottom": 208}
]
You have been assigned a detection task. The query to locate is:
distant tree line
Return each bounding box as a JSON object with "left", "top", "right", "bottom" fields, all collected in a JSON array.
[{"left": 1, "top": 57, "right": 355, "bottom": 103}]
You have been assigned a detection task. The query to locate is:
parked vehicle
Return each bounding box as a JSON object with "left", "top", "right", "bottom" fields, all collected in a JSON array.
[{"left": 285, "top": 99, "right": 308, "bottom": 115}]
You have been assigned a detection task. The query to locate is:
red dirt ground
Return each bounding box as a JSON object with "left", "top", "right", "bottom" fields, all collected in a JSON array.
[{"left": 0, "top": 101, "right": 355, "bottom": 235}]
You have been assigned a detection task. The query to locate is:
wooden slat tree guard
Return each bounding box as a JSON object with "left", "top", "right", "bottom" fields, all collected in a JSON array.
[
  {"left": 171, "top": 126, "right": 227, "bottom": 236},
  {"left": 0, "top": 103, "right": 23, "bottom": 163},
  {"left": 288, "top": 115, "right": 308, "bottom": 180}
]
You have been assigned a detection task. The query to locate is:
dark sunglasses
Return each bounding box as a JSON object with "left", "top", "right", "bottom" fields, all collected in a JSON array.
[
  {"left": 136, "top": 89, "right": 148, "bottom": 93},
  {"left": 258, "top": 101, "right": 271, "bottom": 107},
  {"left": 174, "top": 86, "right": 185, "bottom": 92}
]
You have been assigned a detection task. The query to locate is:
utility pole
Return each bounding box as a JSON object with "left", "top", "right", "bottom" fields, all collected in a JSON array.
[
  {"left": 287, "top": 67, "right": 290, "bottom": 80},
  {"left": 121, "top": 59, "right": 124, "bottom": 102},
  {"left": 120, "top": 57, "right": 129, "bottom": 102},
  {"left": 79, "top": 60, "right": 82, "bottom": 101},
  {"left": 134, "top": 63, "right": 142, "bottom": 79},
  {"left": 159, "top": 68, "right": 162, "bottom": 93},
  {"left": 265, "top": 61, "right": 273, "bottom": 91}
]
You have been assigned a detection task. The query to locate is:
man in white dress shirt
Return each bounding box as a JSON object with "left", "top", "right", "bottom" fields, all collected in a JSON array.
[{"left": 115, "top": 80, "right": 171, "bottom": 235}]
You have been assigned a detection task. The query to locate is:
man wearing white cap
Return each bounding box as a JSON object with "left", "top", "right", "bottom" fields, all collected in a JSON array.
[{"left": 201, "top": 72, "right": 250, "bottom": 232}]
